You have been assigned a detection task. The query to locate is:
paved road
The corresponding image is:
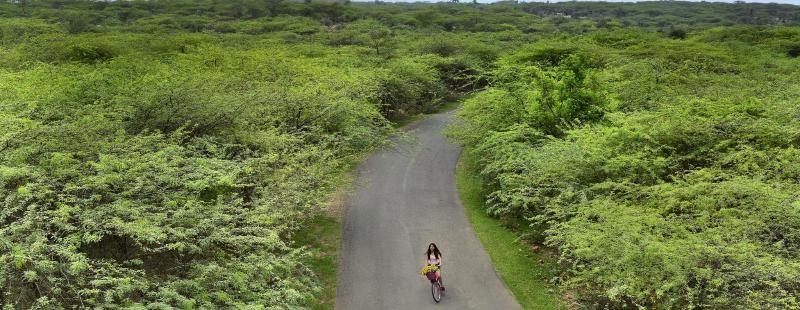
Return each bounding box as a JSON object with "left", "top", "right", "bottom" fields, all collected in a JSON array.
[{"left": 336, "top": 111, "right": 521, "bottom": 310}]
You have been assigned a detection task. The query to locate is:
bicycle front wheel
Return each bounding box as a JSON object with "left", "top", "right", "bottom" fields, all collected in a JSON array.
[{"left": 431, "top": 281, "right": 442, "bottom": 303}]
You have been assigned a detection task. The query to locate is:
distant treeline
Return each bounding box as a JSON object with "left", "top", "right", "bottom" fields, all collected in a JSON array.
[{"left": 1, "top": 0, "right": 799, "bottom": 35}]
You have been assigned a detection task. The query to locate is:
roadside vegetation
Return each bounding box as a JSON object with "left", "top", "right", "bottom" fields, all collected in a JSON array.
[
  {"left": 448, "top": 19, "right": 800, "bottom": 310},
  {"left": 0, "top": 0, "right": 798, "bottom": 308},
  {"left": 457, "top": 150, "right": 565, "bottom": 310}
]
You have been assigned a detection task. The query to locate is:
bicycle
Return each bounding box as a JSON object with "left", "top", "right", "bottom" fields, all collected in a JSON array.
[{"left": 424, "top": 267, "right": 444, "bottom": 303}]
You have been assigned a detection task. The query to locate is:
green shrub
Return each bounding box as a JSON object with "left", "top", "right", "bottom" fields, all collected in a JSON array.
[
  {"left": 590, "top": 28, "right": 659, "bottom": 48},
  {"left": 788, "top": 45, "right": 800, "bottom": 58},
  {"left": 412, "top": 36, "right": 496, "bottom": 94},
  {"left": 667, "top": 27, "right": 687, "bottom": 39},
  {"left": 67, "top": 42, "right": 116, "bottom": 63},
  {"left": 508, "top": 45, "right": 582, "bottom": 67},
  {"left": 490, "top": 53, "right": 610, "bottom": 137},
  {"left": 6, "top": 34, "right": 121, "bottom": 65},
  {"left": 63, "top": 11, "right": 93, "bottom": 34},
  {"left": 327, "top": 19, "right": 395, "bottom": 56},
  {"left": 414, "top": 35, "right": 463, "bottom": 57},
  {"left": 374, "top": 57, "right": 444, "bottom": 119}
]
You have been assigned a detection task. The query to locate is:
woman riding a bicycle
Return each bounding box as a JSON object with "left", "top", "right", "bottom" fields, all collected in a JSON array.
[{"left": 425, "top": 243, "right": 444, "bottom": 291}]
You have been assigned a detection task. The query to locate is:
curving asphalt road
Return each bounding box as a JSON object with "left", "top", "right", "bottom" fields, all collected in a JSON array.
[{"left": 336, "top": 111, "right": 521, "bottom": 310}]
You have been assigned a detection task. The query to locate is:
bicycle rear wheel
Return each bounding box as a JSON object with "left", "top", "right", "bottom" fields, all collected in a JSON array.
[{"left": 431, "top": 280, "right": 442, "bottom": 303}]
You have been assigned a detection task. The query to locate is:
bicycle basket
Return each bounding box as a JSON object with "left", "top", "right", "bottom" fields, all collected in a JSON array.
[{"left": 426, "top": 271, "right": 438, "bottom": 281}]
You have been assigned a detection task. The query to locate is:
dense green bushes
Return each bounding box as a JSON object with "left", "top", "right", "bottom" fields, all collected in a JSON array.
[
  {"left": 0, "top": 44, "right": 395, "bottom": 308},
  {"left": 450, "top": 27, "right": 800, "bottom": 308},
  {"left": 231, "top": 16, "right": 322, "bottom": 35},
  {"left": 0, "top": 18, "right": 63, "bottom": 44},
  {"left": 454, "top": 52, "right": 609, "bottom": 140},
  {"left": 411, "top": 35, "right": 498, "bottom": 93}
]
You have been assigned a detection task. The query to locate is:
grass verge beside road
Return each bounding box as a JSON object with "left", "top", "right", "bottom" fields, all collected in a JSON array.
[
  {"left": 295, "top": 214, "right": 341, "bottom": 310},
  {"left": 294, "top": 167, "right": 355, "bottom": 310},
  {"left": 456, "top": 149, "right": 567, "bottom": 310}
]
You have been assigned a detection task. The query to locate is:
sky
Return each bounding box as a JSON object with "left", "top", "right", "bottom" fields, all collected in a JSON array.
[{"left": 360, "top": 0, "right": 800, "bottom": 4}]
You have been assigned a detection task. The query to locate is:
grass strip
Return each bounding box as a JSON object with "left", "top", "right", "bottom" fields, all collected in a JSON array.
[{"left": 294, "top": 214, "right": 342, "bottom": 310}]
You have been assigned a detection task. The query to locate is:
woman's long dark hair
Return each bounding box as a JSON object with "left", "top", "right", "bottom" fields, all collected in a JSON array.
[{"left": 426, "top": 243, "right": 442, "bottom": 259}]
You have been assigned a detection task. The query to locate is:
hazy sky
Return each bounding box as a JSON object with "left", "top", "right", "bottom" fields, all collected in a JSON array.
[{"left": 363, "top": 0, "right": 800, "bottom": 4}]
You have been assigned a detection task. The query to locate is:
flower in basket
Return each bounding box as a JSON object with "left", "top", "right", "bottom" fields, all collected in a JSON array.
[{"left": 419, "top": 264, "right": 439, "bottom": 276}]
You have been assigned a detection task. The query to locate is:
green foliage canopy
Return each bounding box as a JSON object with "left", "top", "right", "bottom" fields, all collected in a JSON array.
[{"left": 449, "top": 26, "right": 800, "bottom": 308}]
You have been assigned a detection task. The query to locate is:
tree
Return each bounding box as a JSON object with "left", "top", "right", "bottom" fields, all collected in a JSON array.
[
  {"left": 336, "top": 19, "right": 395, "bottom": 56},
  {"left": 491, "top": 54, "right": 608, "bottom": 137},
  {"left": 788, "top": 45, "right": 800, "bottom": 58},
  {"left": 64, "top": 12, "right": 91, "bottom": 34},
  {"left": 668, "top": 27, "right": 687, "bottom": 39}
]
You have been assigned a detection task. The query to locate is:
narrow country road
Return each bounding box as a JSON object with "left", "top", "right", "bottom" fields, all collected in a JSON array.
[{"left": 336, "top": 111, "right": 521, "bottom": 310}]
